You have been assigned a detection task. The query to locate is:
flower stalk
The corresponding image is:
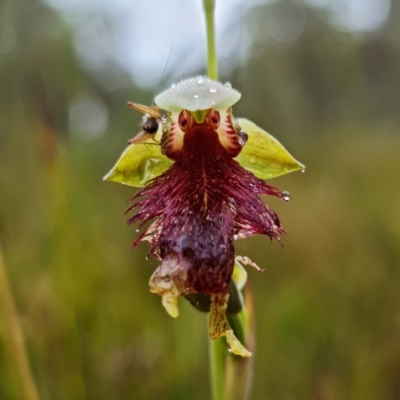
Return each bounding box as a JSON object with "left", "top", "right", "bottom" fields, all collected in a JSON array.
[
  {"left": 209, "top": 336, "right": 227, "bottom": 400},
  {"left": 225, "top": 285, "right": 255, "bottom": 400},
  {"left": 203, "top": 0, "right": 218, "bottom": 81}
]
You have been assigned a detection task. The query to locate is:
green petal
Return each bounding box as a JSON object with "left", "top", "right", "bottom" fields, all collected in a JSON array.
[
  {"left": 235, "top": 118, "right": 305, "bottom": 180},
  {"left": 103, "top": 130, "right": 172, "bottom": 187},
  {"left": 232, "top": 259, "right": 248, "bottom": 291}
]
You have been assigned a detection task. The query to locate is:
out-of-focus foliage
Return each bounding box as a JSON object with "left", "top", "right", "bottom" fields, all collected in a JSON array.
[{"left": 1, "top": 0, "right": 400, "bottom": 399}]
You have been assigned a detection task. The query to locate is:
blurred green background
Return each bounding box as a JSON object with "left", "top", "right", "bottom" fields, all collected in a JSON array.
[{"left": 1, "top": 0, "right": 400, "bottom": 399}]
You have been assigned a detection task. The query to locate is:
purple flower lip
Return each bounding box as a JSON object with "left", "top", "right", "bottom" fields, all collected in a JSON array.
[{"left": 126, "top": 109, "right": 285, "bottom": 336}]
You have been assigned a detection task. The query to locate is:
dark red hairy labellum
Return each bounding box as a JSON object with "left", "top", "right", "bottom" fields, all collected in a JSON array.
[{"left": 126, "top": 120, "right": 286, "bottom": 296}]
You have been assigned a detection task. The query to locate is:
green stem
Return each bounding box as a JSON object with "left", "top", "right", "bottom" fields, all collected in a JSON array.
[
  {"left": 225, "top": 285, "right": 255, "bottom": 400},
  {"left": 209, "top": 336, "right": 226, "bottom": 400},
  {"left": 202, "top": 1, "right": 226, "bottom": 399},
  {"left": 203, "top": 0, "right": 218, "bottom": 80},
  {"left": 0, "top": 245, "right": 41, "bottom": 400},
  {"left": 204, "top": 3, "right": 222, "bottom": 395}
]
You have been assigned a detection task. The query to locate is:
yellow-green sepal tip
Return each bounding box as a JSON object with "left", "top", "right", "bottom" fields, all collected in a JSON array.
[
  {"left": 235, "top": 118, "right": 305, "bottom": 180},
  {"left": 103, "top": 128, "right": 172, "bottom": 187}
]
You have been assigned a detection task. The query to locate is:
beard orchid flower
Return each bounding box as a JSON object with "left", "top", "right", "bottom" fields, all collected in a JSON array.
[{"left": 104, "top": 76, "right": 304, "bottom": 357}]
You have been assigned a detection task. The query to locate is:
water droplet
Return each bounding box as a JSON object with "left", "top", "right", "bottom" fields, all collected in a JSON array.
[
  {"left": 224, "top": 82, "right": 232, "bottom": 89},
  {"left": 136, "top": 228, "right": 139, "bottom": 232},
  {"left": 197, "top": 77, "right": 204, "bottom": 84},
  {"left": 209, "top": 87, "right": 217, "bottom": 93},
  {"left": 194, "top": 94, "right": 199, "bottom": 99},
  {"left": 211, "top": 101, "right": 216, "bottom": 106},
  {"left": 301, "top": 169, "right": 305, "bottom": 173},
  {"left": 228, "top": 348, "right": 233, "bottom": 354},
  {"left": 282, "top": 191, "right": 291, "bottom": 201},
  {"left": 249, "top": 156, "right": 256, "bottom": 164},
  {"left": 171, "top": 83, "right": 176, "bottom": 88},
  {"left": 239, "top": 130, "right": 248, "bottom": 146}
]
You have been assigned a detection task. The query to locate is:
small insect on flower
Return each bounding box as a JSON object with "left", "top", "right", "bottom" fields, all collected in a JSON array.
[
  {"left": 127, "top": 102, "right": 161, "bottom": 145},
  {"left": 104, "top": 76, "right": 305, "bottom": 356}
]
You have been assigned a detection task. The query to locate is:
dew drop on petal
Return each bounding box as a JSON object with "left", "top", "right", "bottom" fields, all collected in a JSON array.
[
  {"left": 171, "top": 83, "right": 176, "bottom": 88},
  {"left": 282, "top": 191, "right": 291, "bottom": 201},
  {"left": 209, "top": 87, "right": 217, "bottom": 93},
  {"left": 194, "top": 94, "right": 199, "bottom": 99},
  {"left": 224, "top": 82, "right": 232, "bottom": 89},
  {"left": 301, "top": 169, "right": 305, "bottom": 173},
  {"left": 197, "top": 77, "right": 204, "bottom": 84}
]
